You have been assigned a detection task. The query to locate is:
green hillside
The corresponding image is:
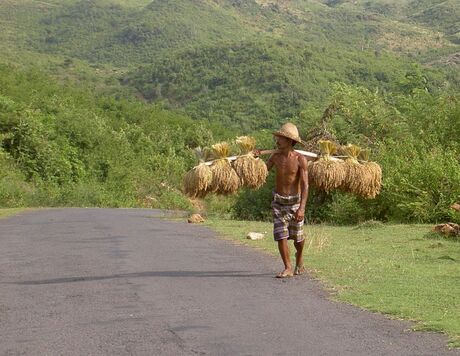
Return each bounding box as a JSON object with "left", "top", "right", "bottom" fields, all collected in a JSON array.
[
  {"left": 124, "top": 39, "right": 447, "bottom": 129},
  {"left": 410, "top": 0, "right": 459, "bottom": 36},
  {"left": 2, "top": 0, "right": 458, "bottom": 64},
  {"left": 33, "top": 0, "right": 261, "bottom": 65},
  {"left": 4, "top": 0, "right": 453, "bottom": 129},
  {"left": 0, "top": 63, "right": 233, "bottom": 208},
  {"left": 0, "top": 0, "right": 459, "bottom": 224}
]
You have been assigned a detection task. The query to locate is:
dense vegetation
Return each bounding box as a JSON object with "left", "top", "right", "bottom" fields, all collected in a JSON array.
[
  {"left": 0, "top": 64, "right": 228, "bottom": 209},
  {"left": 0, "top": 0, "right": 459, "bottom": 224},
  {"left": 235, "top": 82, "right": 460, "bottom": 224},
  {"left": 125, "top": 40, "right": 450, "bottom": 130}
]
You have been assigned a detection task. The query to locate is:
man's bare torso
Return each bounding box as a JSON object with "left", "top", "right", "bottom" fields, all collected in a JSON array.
[{"left": 268, "top": 151, "right": 302, "bottom": 196}]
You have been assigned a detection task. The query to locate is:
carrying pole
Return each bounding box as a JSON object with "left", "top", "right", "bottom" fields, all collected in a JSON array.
[{"left": 203, "top": 149, "right": 342, "bottom": 166}]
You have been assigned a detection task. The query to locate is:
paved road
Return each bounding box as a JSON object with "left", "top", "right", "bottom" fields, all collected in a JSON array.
[{"left": 0, "top": 209, "right": 457, "bottom": 355}]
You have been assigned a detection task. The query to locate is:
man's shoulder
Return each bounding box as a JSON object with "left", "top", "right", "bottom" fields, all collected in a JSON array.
[
  {"left": 269, "top": 150, "right": 305, "bottom": 164},
  {"left": 294, "top": 151, "right": 308, "bottom": 166},
  {"left": 268, "top": 152, "right": 282, "bottom": 161}
]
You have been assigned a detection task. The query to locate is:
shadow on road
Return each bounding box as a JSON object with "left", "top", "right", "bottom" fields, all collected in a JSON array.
[{"left": 7, "top": 270, "right": 274, "bottom": 285}]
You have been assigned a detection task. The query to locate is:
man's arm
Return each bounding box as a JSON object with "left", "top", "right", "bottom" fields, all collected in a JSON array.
[
  {"left": 295, "top": 154, "right": 309, "bottom": 222},
  {"left": 266, "top": 154, "right": 275, "bottom": 171}
]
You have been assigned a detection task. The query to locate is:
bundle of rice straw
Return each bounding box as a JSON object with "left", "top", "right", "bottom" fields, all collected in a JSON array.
[
  {"left": 232, "top": 136, "right": 268, "bottom": 189},
  {"left": 209, "top": 142, "right": 241, "bottom": 194},
  {"left": 341, "top": 144, "right": 369, "bottom": 197},
  {"left": 358, "top": 149, "right": 382, "bottom": 199},
  {"left": 183, "top": 147, "right": 213, "bottom": 198},
  {"left": 309, "top": 140, "right": 346, "bottom": 192}
]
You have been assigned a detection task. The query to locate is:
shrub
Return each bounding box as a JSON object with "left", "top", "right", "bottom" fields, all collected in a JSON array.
[{"left": 232, "top": 173, "right": 274, "bottom": 221}]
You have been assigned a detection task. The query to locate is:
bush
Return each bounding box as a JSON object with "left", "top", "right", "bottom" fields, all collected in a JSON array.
[
  {"left": 0, "top": 149, "right": 30, "bottom": 207},
  {"left": 232, "top": 173, "right": 274, "bottom": 221},
  {"left": 376, "top": 142, "right": 460, "bottom": 223},
  {"left": 0, "top": 65, "right": 221, "bottom": 210},
  {"left": 321, "top": 193, "right": 370, "bottom": 225}
]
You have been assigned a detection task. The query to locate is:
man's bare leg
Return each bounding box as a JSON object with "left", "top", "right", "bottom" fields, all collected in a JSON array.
[
  {"left": 277, "top": 239, "right": 293, "bottom": 277},
  {"left": 294, "top": 239, "right": 305, "bottom": 275}
]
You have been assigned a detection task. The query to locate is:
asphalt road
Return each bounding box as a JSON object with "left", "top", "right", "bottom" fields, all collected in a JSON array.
[{"left": 0, "top": 208, "right": 457, "bottom": 355}]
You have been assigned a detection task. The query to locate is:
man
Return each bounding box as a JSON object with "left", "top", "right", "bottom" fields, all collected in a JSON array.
[{"left": 257, "top": 123, "right": 309, "bottom": 278}]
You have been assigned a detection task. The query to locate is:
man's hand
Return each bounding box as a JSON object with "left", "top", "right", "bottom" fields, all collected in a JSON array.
[
  {"left": 294, "top": 208, "right": 305, "bottom": 222},
  {"left": 252, "top": 149, "right": 261, "bottom": 157}
]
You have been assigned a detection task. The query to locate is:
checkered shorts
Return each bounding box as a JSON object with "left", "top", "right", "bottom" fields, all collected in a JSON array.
[{"left": 271, "top": 192, "right": 304, "bottom": 242}]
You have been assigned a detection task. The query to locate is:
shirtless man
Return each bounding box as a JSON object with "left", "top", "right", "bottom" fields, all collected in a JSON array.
[{"left": 257, "top": 123, "right": 309, "bottom": 278}]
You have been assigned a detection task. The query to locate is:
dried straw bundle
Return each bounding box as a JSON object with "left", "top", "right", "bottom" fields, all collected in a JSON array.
[
  {"left": 209, "top": 142, "right": 240, "bottom": 194},
  {"left": 235, "top": 136, "right": 256, "bottom": 153},
  {"left": 362, "top": 162, "right": 382, "bottom": 198},
  {"left": 183, "top": 147, "right": 213, "bottom": 198},
  {"left": 233, "top": 155, "right": 268, "bottom": 189},
  {"left": 183, "top": 163, "right": 212, "bottom": 198},
  {"left": 309, "top": 140, "right": 346, "bottom": 192},
  {"left": 253, "top": 158, "right": 268, "bottom": 188},
  {"left": 359, "top": 150, "right": 382, "bottom": 198},
  {"left": 341, "top": 144, "right": 370, "bottom": 196},
  {"left": 232, "top": 136, "right": 268, "bottom": 189}
]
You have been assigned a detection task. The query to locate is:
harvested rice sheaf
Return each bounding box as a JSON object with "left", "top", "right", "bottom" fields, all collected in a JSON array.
[
  {"left": 253, "top": 158, "right": 268, "bottom": 188},
  {"left": 183, "top": 147, "right": 214, "bottom": 198},
  {"left": 233, "top": 136, "right": 268, "bottom": 189},
  {"left": 232, "top": 154, "right": 268, "bottom": 189},
  {"left": 210, "top": 159, "right": 240, "bottom": 194},
  {"left": 235, "top": 136, "right": 256, "bottom": 154},
  {"left": 309, "top": 140, "right": 346, "bottom": 192},
  {"left": 183, "top": 163, "right": 213, "bottom": 198},
  {"left": 209, "top": 142, "right": 240, "bottom": 195},
  {"left": 341, "top": 144, "right": 372, "bottom": 197},
  {"left": 361, "top": 161, "right": 382, "bottom": 198},
  {"left": 358, "top": 149, "right": 383, "bottom": 198}
]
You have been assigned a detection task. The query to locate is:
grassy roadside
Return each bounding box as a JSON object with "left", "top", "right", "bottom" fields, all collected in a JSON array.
[
  {"left": 0, "top": 208, "right": 25, "bottom": 219},
  {"left": 205, "top": 219, "right": 460, "bottom": 348}
]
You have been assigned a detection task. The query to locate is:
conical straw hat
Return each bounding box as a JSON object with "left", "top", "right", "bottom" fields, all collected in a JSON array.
[{"left": 273, "top": 123, "right": 302, "bottom": 143}]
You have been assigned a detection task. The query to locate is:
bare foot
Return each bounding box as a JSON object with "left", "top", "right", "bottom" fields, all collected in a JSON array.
[
  {"left": 276, "top": 269, "right": 294, "bottom": 278},
  {"left": 294, "top": 265, "right": 306, "bottom": 275}
]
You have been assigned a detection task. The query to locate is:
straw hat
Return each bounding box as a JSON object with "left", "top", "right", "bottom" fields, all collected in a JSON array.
[{"left": 273, "top": 123, "right": 302, "bottom": 144}]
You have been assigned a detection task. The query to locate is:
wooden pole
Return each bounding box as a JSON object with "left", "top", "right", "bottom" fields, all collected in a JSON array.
[{"left": 203, "top": 149, "right": 342, "bottom": 166}]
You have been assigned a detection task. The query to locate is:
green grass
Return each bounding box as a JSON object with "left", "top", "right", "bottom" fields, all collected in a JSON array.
[
  {"left": 0, "top": 208, "right": 25, "bottom": 219},
  {"left": 205, "top": 219, "right": 460, "bottom": 348}
]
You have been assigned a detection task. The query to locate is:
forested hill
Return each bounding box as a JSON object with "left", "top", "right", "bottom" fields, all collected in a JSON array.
[
  {"left": 0, "top": 0, "right": 458, "bottom": 129},
  {"left": 1, "top": 0, "right": 460, "bottom": 224},
  {"left": 3, "top": 0, "right": 458, "bottom": 65}
]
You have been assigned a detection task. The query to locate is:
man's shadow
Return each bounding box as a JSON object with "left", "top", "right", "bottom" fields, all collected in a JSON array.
[{"left": 7, "top": 270, "right": 273, "bottom": 285}]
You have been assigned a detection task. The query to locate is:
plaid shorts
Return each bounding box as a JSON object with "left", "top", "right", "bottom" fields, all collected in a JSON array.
[{"left": 271, "top": 192, "right": 304, "bottom": 243}]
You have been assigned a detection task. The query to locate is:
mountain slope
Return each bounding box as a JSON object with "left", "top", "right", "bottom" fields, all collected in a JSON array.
[
  {"left": 124, "top": 39, "right": 448, "bottom": 129},
  {"left": 2, "top": 0, "right": 458, "bottom": 65},
  {"left": 0, "top": 0, "right": 458, "bottom": 130}
]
